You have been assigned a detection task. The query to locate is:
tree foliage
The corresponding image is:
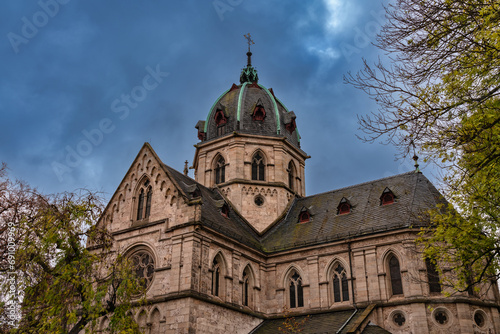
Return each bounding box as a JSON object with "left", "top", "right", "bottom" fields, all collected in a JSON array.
[
  {"left": 345, "top": 0, "right": 500, "bottom": 292},
  {"left": 0, "top": 164, "right": 144, "bottom": 333}
]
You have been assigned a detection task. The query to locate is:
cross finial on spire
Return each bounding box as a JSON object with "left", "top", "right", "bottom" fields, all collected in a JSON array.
[
  {"left": 244, "top": 33, "right": 254, "bottom": 52},
  {"left": 411, "top": 141, "right": 420, "bottom": 173}
]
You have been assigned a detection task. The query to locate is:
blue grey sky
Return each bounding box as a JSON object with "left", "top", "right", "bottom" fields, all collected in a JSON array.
[{"left": 0, "top": 0, "right": 427, "bottom": 200}]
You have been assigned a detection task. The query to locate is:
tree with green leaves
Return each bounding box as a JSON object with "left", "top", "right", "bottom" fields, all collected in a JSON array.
[
  {"left": 0, "top": 164, "right": 144, "bottom": 333},
  {"left": 345, "top": 0, "right": 500, "bottom": 293}
]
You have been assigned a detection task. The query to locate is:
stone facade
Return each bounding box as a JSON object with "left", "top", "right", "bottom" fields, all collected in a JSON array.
[{"left": 96, "top": 60, "right": 500, "bottom": 333}]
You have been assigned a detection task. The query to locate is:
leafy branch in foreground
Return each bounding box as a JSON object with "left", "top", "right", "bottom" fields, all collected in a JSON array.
[
  {"left": 0, "top": 164, "right": 144, "bottom": 333},
  {"left": 345, "top": 0, "right": 500, "bottom": 290}
]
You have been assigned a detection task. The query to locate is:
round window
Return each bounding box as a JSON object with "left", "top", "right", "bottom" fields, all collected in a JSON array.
[
  {"left": 434, "top": 310, "right": 448, "bottom": 325},
  {"left": 254, "top": 195, "right": 264, "bottom": 206},
  {"left": 130, "top": 250, "right": 155, "bottom": 289},
  {"left": 474, "top": 310, "right": 486, "bottom": 328},
  {"left": 392, "top": 312, "right": 405, "bottom": 326}
]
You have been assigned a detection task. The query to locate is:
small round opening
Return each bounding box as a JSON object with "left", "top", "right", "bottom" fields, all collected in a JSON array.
[
  {"left": 474, "top": 311, "right": 485, "bottom": 327},
  {"left": 435, "top": 311, "right": 448, "bottom": 325},
  {"left": 254, "top": 195, "right": 264, "bottom": 206}
]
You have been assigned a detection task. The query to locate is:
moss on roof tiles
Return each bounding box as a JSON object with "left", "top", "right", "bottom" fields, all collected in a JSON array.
[
  {"left": 250, "top": 309, "right": 366, "bottom": 334},
  {"left": 261, "top": 172, "right": 442, "bottom": 253}
]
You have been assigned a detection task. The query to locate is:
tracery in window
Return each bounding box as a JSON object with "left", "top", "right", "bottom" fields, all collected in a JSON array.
[
  {"left": 332, "top": 263, "right": 349, "bottom": 303},
  {"left": 215, "top": 156, "right": 226, "bottom": 185},
  {"left": 388, "top": 254, "right": 403, "bottom": 296},
  {"left": 251, "top": 152, "right": 265, "bottom": 181},
  {"left": 130, "top": 249, "right": 155, "bottom": 289},
  {"left": 288, "top": 270, "right": 304, "bottom": 308}
]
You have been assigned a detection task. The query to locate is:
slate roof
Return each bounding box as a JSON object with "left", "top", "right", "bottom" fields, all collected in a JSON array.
[
  {"left": 162, "top": 164, "right": 263, "bottom": 250},
  {"left": 249, "top": 308, "right": 391, "bottom": 334},
  {"left": 200, "top": 82, "right": 302, "bottom": 149},
  {"left": 163, "top": 162, "right": 444, "bottom": 254},
  {"left": 260, "top": 171, "right": 444, "bottom": 253}
]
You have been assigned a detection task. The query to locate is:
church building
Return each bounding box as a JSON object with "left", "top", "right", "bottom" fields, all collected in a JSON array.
[{"left": 97, "top": 47, "right": 500, "bottom": 333}]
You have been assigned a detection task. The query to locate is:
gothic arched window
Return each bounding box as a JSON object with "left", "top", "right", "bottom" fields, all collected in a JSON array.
[
  {"left": 212, "top": 258, "right": 221, "bottom": 296},
  {"left": 388, "top": 254, "right": 403, "bottom": 296},
  {"left": 288, "top": 270, "right": 304, "bottom": 308},
  {"left": 332, "top": 263, "right": 349, "bottom": 303},
  {"left": 288, "top": 161, "right": 295, "bottom": 191},
  {"left": 251, "top": 153, "right": 265, "bottom": 181},
  {"left": 136, "top": 179, "right": 152, "bottom": 221},
  {"left": 426, "top": 258, "right": 442, "bottom": 293},
  {"left": 242, "top": 267, "right": 252, "bottom": 307},
  {"left": 211, "top": 255, "right": 225, "bottom": 298},
  {"left": 137, "top": 189, "right": 144, "bottom": 220},
  {"left": 215, "top": 156, "right": 226, "bottom": 185}
]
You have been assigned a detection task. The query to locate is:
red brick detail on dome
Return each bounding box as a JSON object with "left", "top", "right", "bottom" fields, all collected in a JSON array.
[
  {"left": 252, "top": 105, "right": 266, "bottom": 121},
  {"left": 285, "top": 119, "right": 297, "bottom": 133},
  {"left": 229, "top": 83, "right": 239, "bottom": 92},
  {"left": 269, "top": 87, "right": 275, "bottom": 98},
  {"left": 197, "top": 131, "right": 205, "bottom": 141},
  {"left": 214, "top": 109, "right": 228, "bottom": 126},
  {"left": 249, "top": 81, "right": 260, "bottom": 88}
]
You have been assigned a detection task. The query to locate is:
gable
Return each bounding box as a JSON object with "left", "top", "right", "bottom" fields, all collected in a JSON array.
[{"left": 100, "top": 143, "right": 194, "bottom": 232}]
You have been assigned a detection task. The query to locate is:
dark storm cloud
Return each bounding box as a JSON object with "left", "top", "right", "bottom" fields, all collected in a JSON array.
[{"left": 0, "top": 0, "right": 429, "bottom": 199}]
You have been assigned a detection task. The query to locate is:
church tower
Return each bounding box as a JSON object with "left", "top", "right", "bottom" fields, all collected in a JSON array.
[{"left": 193, "top": 39, "right": 309, "bottom": 232}]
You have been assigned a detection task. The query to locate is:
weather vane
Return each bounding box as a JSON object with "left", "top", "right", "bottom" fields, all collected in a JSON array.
[{"left": 244, "top": 33, "right": 255, "bottom": 52}]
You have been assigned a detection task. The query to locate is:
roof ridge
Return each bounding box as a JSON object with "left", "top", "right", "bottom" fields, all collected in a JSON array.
[{"left": 302, "top": 171, "right": 421, "bottom": 199}]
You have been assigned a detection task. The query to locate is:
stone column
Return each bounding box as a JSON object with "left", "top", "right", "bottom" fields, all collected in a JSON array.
[
  {"left": 170, "top": 235, "right": 183, "bottom": 292},
  {"left": 365, "top": 247, "right": 380, "bottom": 302},
  {"left": 352, "top": 249, "right": 368, "bottom": 303},
  {"left": 307, "top": 256, "right": 320, "bottom": 309},
  {"left": 232, "top": 251, "right": 241, "bottom": 305},
  {"left": 410, "top": 303, "right": 429, "bottom": 334},
  {"left": 456, "top": 303, "right": 472, "bottom": 332}
]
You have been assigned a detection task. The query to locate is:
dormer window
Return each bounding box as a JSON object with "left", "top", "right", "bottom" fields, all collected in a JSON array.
[
  {"left": 192, "top": 188, "right": 201, "bottom": 198},
  {"left": 284, "top": 111, "right": 297, "bottom": 134},
  {"left": 214, "top": 109, "right": 228, "bottom": 136},
  {"left": 214, "top": 109, "right": 227, "bottom": 126},
  {"left": 186, "top": 184, "right": 202, "bottom": 199},
  {"left": 195, "top": 120, "right": 206, "bottom": 141},
  {"left": 285, "top": 119, "right": 296, "bottom": 133},
  {"left": 380, "top": 188, "right": 395, "bottom": 205},
  {"left": 299, "top": 209, "right": 311, "bottom": 223},
  {"left": 221, "top": 203, "right": 230, "bottom": 218},
  {"left": 337, "top": 197, "right": 351, "bottom": 215},
  {"left": 252, "top": 104, "right": 266, "bottom": 121}
]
